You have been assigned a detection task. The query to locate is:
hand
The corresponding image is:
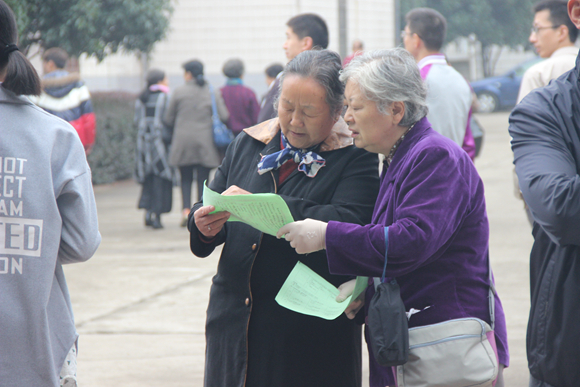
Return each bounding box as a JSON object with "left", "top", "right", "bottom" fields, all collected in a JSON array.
[
  {"left": 194, "top": 205, "right": 230, "bottom": 238},
  {"left": 336, "top": 279, "right": 357, "bottom": 303},
  {"left": 344, "top": 297, "right": 365, "bottom": 320},
  {"left": 276, "top": 219, "right": 327, "bottom": 254},
  {"left": 222, "top": 185, "right": 252, "bottom": 196}
]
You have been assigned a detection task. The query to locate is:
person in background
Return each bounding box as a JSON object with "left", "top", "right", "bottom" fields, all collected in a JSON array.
[
  {"left": 134, "top": 69, "right": 173, "bottom": 229},
  {"left": 510, "top": 2, "right": 580, "bottom": 385},
  {"left": 29, "top": 47, "right": 97, "bottom": 155},
  {"left": 220, "top": 58, "right": 260, "bottom": 137},
  {"left": 261, "top": 63, "right": 284, "bottom": 109},
  {"left": 189, "top": 49, "right": 379, "bottom": 387},
  {"left": 517, "top": 0, "right": 579, "bottom": 102},
  {"left": 257, "top": 13, "right": 329, "bottom": 123},
  {"left": 164, "top": 59, "right": 229, "bottom": 227},
  {"left": 265, "top": 63, "right": 284, "bottom": 88},
  {"left": 514, "top": 0, "right": 579, "bottom": 225},
  {"left": 0, "top": 1, "right": 101, "bottom": 386},
  {"left": 278, "top": 48, "right": 507, "bottom": 387},
  {"left": 403, "top": 8, "right": 475, "bottom": 160},
  {"left": 342, "top": 39, "right": 364, "bottom": 67}
]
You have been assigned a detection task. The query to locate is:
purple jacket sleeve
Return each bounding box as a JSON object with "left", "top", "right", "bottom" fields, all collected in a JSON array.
[{"left": 327, "top": 147, "right": 472, "bottom": 278}]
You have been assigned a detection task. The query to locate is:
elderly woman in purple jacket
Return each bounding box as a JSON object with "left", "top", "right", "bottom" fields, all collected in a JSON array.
[{"left": 278, "top": 48, "right": 508, "bottom": 387}]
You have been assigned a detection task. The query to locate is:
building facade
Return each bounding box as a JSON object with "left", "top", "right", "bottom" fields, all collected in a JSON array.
[{"left": 78, "top": 0, "right": 396, "bottom": 97}]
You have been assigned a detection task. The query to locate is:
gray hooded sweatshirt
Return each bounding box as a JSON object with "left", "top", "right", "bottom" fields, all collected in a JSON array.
[{"left": 0, "top": 86, "right": 101, "bottom": 386}]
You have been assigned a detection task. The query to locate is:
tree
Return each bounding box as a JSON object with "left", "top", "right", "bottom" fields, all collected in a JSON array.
[
  {"left": 401, "top": 0, "right": 537, "bottom": 76},
  {"left": 5, "top": 0, "right": 173, "bottom": 60}
]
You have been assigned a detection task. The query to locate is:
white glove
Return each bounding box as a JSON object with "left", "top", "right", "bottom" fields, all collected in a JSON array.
[
  {"left": 276, "top": 218, "right": 327, "bottom": 254},
  {"left": 336, "top": 279, "right": 357, "bottom": 303}
]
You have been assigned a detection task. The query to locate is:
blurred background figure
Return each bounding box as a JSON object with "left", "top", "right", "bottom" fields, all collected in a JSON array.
[
  {"left": 342, "top": 39, "right": 364, "bottom": 67},
  {"left": 261, "top": 62, "right": 284, "bottom": 108},
  {"left": 403, "top": 8, "right": 475, "bottom": 160},
  {"left": 517, "top": 0, "right": 579, "bottom": 102},
  {"left": 220, "top": 58, "right": 260, "bottom": 137},
  {"left": 164, "top": 59, "right": 228, "bottom": 227},
  {"left": 264, "top": 62, "right": 284, "bottom": 89},
  {"left": 134, "top": 68, "right": 173, "bottom": 229},
  {"left": 257, "top": 13, "right": 329, "bottom": 123},
  {"left": 29, "top": 47, "right": 96, "bottom": 155}
]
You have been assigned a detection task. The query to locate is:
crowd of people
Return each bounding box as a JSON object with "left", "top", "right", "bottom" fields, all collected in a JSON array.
[{"left": 2, "top": 0, "right": 580, "bottom": 386}]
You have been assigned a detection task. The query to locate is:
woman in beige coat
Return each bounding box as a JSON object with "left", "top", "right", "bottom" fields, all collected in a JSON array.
[{"left": 164, "top": 59, "right": 229, "bottom": 226}]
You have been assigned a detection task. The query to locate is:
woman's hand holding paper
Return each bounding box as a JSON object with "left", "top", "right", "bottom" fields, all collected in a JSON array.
[
  {"left": 194, "top": 205, "right": 230, "bottom": 238},
  {"left": 276, "top": 219, "right": 327, "bottom": 254}
]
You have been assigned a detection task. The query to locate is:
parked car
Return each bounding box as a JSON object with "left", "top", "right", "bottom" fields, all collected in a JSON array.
[{"left": 470, "top": 57, "right": 544, "bottom": 113}]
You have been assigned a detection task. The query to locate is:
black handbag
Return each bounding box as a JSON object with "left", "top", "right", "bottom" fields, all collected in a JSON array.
[{"left": 367, "top": 227, "right": 409, "bottom": 367}]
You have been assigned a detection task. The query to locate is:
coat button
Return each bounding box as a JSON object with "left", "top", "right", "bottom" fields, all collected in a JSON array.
[
  {"left": 251, "top": 243, "right": 257, "bottom": 251},
  {"left": 245, "top": 298, "right": 250, "bottom": 306}
]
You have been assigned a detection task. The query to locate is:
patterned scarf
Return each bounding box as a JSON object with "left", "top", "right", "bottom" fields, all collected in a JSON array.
[{"left": 257, "top": 132, "right": 326, "bottom": 178}]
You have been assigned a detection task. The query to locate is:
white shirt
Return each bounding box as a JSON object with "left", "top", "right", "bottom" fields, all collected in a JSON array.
[
  {"left": 418, "top": 54, "right": 472, "bottom": 147},
  {"left": 517, "top": 46, "right": 579, "bottom": 103}
]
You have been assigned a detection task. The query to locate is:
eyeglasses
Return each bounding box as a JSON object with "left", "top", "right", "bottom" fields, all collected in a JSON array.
[
  {"left": 400, "top": 30, "right": 423, "bottom": 40},
  {"left": 530, "top": 25, "right": 560, "bottom": 34}
]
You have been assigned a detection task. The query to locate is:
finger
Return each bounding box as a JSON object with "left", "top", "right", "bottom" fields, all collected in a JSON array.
[
  {"left": 194, "top": 205, "right": 216, "bottom": 219},
  {"left": 344, "top": 299, "right": 363, "bottom": 319},
  {"left": 276, "top": 224, "right": 291, "bottom": 238}
]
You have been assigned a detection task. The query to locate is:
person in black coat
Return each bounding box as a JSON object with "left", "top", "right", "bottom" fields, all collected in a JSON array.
[
  {"left": 189, "top": 50, "right": 379, "bottom": 387},
  {"left": 509, "top": 2, "right": 580, "bottom": 386}
]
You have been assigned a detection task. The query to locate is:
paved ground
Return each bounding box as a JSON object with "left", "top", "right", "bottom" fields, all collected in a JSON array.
[{"left": 66, "top": 111, "right": 533, "bottom": 386}]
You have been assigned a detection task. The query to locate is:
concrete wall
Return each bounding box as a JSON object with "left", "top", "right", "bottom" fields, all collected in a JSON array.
[{"left": 77, "top": 0, "right": 396, "bottom": 98}]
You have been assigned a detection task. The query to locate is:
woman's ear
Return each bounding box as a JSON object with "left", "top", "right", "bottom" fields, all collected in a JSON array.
[{"left": 391, "top": 101, "right": 405, "bottom": 125}]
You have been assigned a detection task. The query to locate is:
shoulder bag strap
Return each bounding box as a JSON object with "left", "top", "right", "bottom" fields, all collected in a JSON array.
[
  {"left": 208, "top": 85, "right": 219, "bottom": 120},
  {"left": 374, "top": 227, "right": 389, "bottom": 290},
  {"left": 488, "top": 251, "right": 496, "bottom": 330}
]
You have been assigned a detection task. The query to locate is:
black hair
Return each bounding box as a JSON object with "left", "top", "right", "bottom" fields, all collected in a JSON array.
[
  {"left": 279, "top": 49, "right": 344, "bottom": 117},
  {"left": 0, "top": 0, "right": 41, "bottom": 96},
  {"left": 183, "top": 59, "right": 205, "bottom": 86},
  {"left": 286, "top": 13, "right": 329, "bottom": 49},
  {"left": 405, "top": 8, "right": 447, "bottom": 52},
  {"left": 42, "top": 47, "right": 69, "bottom": 69},
  {"left": 534, "top": 0, "right": 578, "bottom": 42},
  {"left": 265, "top": 63, "right": 284, "bottom": 78},
  {"left": 139, "top": 68, "right": 166, "bottom": 103}
]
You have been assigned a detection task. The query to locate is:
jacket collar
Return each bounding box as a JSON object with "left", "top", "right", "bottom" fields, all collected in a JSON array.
[
  {"left": 0, "top": 86, "right": 32, "bottom": 106},
  {"left": 387, "top": 116, "right": 432, "bottom": 170},
  {"left": 243, "top": 117, "right": 353, "bottom": 152},
  {"left": 42, "top": 71, "right": 80, "bottom": 89}
]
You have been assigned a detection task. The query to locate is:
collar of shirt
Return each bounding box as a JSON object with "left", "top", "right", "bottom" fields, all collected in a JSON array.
[{"left": 417, "top": 54, "right": 447, "bottom": 70}]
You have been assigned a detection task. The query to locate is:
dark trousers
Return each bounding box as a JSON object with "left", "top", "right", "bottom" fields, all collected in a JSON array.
[
  {"left": 179, "top": 164, "right": 210, "bottom": 210},
  {"left": 530, "top": 374, "right": 556, "bottom": 387}
]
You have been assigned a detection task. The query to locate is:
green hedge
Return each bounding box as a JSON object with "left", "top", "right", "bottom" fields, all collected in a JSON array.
[{"left": 88, "top": 92, "right": 137, "bottom": 185}]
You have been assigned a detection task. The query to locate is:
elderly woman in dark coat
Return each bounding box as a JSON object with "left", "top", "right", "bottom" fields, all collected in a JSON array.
[
  {"left": 134, "top": 68, "right": 173, "bottom": 229},
  {"left": 279, "top": 48, "right": 508, "bottom": 387},
  {"left": 189, "top": 50, "right": 380, "bottom": 387}
]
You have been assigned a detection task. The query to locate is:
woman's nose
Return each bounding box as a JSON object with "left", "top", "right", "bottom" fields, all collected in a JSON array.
[{"left": 290, "top": 111, "right": 303, "bottom": 127}]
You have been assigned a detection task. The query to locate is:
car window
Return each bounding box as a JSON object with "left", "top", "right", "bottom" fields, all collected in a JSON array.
[{"left": 513, "top": 58, "right": 544, "bottom": 77}]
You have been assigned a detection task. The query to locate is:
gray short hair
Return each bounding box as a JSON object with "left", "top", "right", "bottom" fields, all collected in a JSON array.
[
  {"left": 222, "top": 58, "right": 244, "bottom": 78},
  {"left": 340, "top": 48, "right": 428, "bottom": 127},
  {"left": 276, "top": 49, "right": 344, "bottom": 117}
]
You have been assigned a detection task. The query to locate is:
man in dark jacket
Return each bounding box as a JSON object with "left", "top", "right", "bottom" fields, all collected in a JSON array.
[
  {"left": 509, "top": 2, "right": 580, "bottom": 386},
  {"left": 257, "top": 13, "right": 329, "bottom": 123}
]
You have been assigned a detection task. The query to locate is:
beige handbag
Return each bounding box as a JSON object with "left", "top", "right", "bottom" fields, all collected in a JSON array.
[
  {"left": 395, "top": 256, "right": 499, "bottom": 387},
  {"left": 394, "top": 317, "right": 498, "bottom": 387}
]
